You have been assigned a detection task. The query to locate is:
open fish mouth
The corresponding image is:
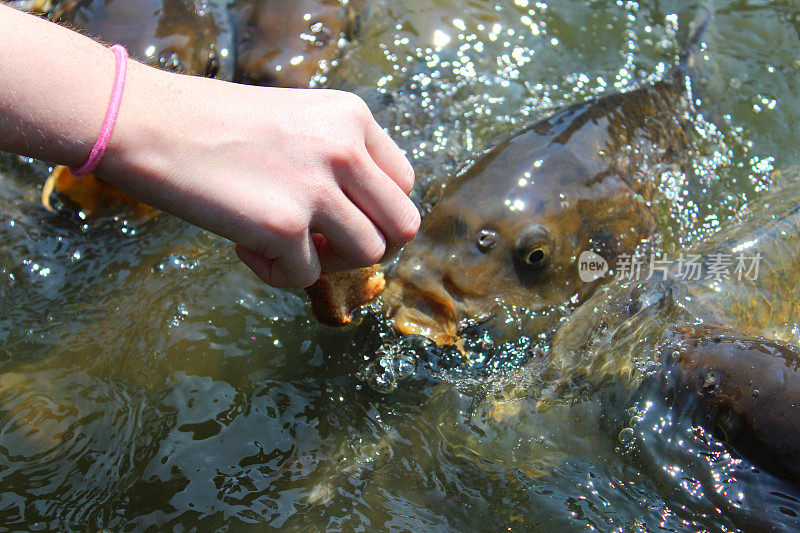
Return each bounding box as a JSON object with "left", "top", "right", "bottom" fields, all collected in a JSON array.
[
  {"left": 381, "top": 279, "right": 463, "bottom": 346},
  {"left": 380, "top": 276, "right": 502, "bottom": 347}
]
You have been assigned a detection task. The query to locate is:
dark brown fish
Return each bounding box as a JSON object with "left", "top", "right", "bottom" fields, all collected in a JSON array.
[
  {"left": 52, "top": 0, "right": 234, "bottom": 78},
  {"left": 382, "top": 58, "right": 696, "bottom": 345},
  {"left": 660, "top": 324, "right": 800, "bottom": 480},
  {"left": 548, "top": 186, "right": 800, "bottom": 481},
  {"left": 230, "top": 0, "right": 360, "bottom": 87},
  {"left": 48, "top": 0, "right": 360, "bottom": 87}
]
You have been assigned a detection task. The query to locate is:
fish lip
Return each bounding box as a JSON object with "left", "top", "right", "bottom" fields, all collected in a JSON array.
[
  {"left": 441, "top": 273, "right": 487, "bottom": 300},
  {"left": 382, "top": 277, "right": 462, "bottom": 342},
  {"left": 386, "top": 280, "right": 458, "bottom": 325}
]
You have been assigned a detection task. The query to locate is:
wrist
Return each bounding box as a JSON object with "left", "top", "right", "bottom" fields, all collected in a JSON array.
[
  {"left": 92, "top": 60, "right": 251, "bottom": 230},
  {"left": 94, "top": 60, "right": 180, "bottom": 202}
]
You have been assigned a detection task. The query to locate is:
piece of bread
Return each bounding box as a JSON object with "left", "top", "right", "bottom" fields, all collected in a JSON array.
[{"left": 305, "top": 265, "right": 385, "bottom": 327}]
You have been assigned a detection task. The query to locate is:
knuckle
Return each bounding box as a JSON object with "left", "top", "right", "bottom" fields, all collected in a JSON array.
[
  {"left": 340, "top": 91, "right": 371, "bottom": 118},
  {"left": 270, "top": 211, "right": 308, "bottom": 243},
  {"left": 400, "top": 163, "right": 415, "bottom": 193},
  {"left": 306, "top": 178, "right": 339, "bottom": 207},
  {"left": 360, "top": 237, "right": 386, "bottom": 266},
  {"left": 395, "top": 202, "right": 421, "bottom": 244},
  {"left": 295, "top": 267, "right": 321, "bottom": 288},
  {"left": 274, "top": 262, "right": 320, "bottom": 289},
  {"left": 329, "top": 144, "right": 363, "bottom": 170},
  {"left": 340, "top": 233, "right": 385, "bottom": 267}
]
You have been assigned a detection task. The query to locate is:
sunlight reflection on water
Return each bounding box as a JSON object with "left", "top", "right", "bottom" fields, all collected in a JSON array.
[{"left": 1, "top": 0, "right": 800, "bottom": 529}]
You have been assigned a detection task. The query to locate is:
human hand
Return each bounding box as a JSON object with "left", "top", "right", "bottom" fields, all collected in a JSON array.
[{"left": 97, "top": 61, "right": 420, "bottom": 288}]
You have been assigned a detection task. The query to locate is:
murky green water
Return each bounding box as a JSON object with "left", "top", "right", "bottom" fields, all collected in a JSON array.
[{"left": 2, "top": 0, "right": 800, "bottom": 530}]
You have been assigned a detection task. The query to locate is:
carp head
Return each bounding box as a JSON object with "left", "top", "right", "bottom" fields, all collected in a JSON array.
[{"left": 382, "top": 122, "right": 658, "bottom": 345}]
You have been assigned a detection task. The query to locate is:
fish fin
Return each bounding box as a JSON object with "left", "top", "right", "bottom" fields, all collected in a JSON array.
[
  {"left": 657, "top": 10, "right": 712, "bottom": 115},
  {"left": 676, "top": 10, "right": 712, "bottom": 72},
  {"left": 42, "top": 165, "right": 159, "bottom": 222},
  {"left": 41, "top": 171, "right": 57, "bottom": 213},
  {"left": 668, "top": 9, "right": 712, "bottom": 89}
]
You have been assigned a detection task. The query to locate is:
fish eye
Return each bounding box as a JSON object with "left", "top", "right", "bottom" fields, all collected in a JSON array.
[
  {"left": 525, "top": 247, "right": 547, "bottom": 265},
  {"left": 515, "top": 224, "right": 553, "bottom": 269},
  {"left": 477, "top": 229, "right": 498, "bottom": 252}
]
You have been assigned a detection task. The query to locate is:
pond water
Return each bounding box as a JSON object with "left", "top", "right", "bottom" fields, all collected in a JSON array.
[{"left": 2, "top": 0, "right": 800, "bottom": 530}]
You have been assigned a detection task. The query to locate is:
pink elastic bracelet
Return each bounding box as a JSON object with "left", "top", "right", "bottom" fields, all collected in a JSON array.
[{"left": 70, "top": 44, "right": 128, "bottom": 177}]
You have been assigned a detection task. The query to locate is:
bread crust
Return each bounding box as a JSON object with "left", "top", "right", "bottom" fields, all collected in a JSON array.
[{"left": 305, "top": 265, "right": 385, "bottom": 326}]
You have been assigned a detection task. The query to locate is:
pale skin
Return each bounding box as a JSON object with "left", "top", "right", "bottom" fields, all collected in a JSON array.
[{"left": 0, "top": 4, "right": 420, "bottom": 288}]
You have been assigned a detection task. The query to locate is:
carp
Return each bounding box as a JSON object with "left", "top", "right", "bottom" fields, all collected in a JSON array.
[
  {"left": 381, "top": 22, "right": 706, "bottom": 346},
  {"left": 548, "top": 186, "right": 800, "bottom": 481},
  {"left": 47, "top": 0, "right": 360, "bottom": 87}
]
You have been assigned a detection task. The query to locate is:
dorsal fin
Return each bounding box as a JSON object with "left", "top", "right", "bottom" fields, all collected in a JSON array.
[{"left": 670, "top": 10, "right": 712, "bottom": 82}]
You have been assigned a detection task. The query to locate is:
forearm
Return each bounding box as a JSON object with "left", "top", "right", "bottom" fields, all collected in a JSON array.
[
  {"left": 0, "top": 4, "right": 123, "bottom": 167},
  {"left": 0, "top": 4, "right": 420, "bottom": 288},
  {"left": 0, "top": 4, "right": 200, "bottom": 207}
]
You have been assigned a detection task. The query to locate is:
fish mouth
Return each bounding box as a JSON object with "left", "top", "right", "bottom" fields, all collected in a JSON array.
[{"left": 381, "top": 278, "right": 463, "bottom": 346}]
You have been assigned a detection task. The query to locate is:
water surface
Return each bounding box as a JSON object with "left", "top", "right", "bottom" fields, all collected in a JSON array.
[{"left": 2, "top": 0, "right": 800, "bottom": 529}]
